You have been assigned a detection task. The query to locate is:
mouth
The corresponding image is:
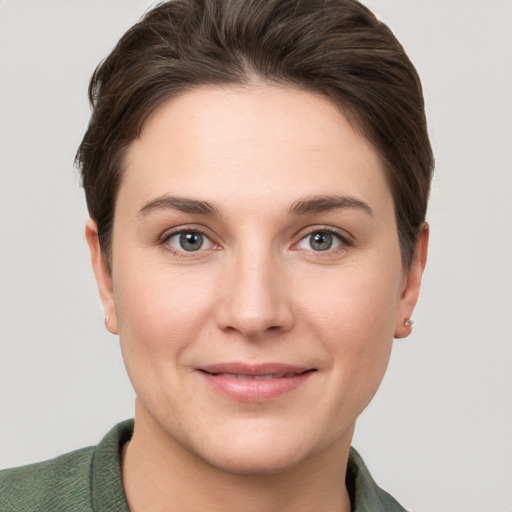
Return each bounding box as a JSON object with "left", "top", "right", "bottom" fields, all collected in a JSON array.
[
  {"left": 196, "top": 363, "right": 317, "bottom": 402},
  {"left": 208, "top": 371, "right": 309, "bottom": 380}
]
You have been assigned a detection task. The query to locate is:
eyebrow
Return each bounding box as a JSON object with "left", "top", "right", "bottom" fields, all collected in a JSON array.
[
  {"left": 137, "top": 195, "right": 222, "bottom": 218},
  {"left": 137, "top": 193, "right": 374, "bottom": 219},
  {"left": 288, "top": 195, "right": 374, "bottom": 217}
]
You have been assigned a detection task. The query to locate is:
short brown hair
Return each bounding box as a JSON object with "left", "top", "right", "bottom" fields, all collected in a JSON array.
[{"left": 76, "top": 0, "right": 434, "bottom": 269}]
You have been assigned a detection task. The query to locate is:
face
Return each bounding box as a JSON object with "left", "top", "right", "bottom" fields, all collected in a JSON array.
[{"left": 88, "top": 85, "right": 426, "bottom": 475}]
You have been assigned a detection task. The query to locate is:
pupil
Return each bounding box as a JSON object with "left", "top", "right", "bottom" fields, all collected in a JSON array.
[
  {"left": 180, "top": 232, "right": 203, "bottom": 251},
  {"left": 311, "top": 232, "right": 332, "bottom": 251}
]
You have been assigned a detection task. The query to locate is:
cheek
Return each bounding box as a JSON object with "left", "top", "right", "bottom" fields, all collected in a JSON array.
[
  {"left": 303, "top": 261, "right": 400, "bottom": 335},
  {"left": 299, "top": 262, "right": 401, "bottom": 387},
  {"left": 113, "top": 263, "right": 217, "bottom": 371}
]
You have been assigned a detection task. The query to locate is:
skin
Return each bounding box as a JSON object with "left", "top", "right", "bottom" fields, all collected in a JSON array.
[{"left": 86, "top": 85, "right": 428, "bottom": 512}]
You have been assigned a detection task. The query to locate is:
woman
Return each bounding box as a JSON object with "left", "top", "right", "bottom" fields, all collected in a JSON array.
[{"left": 1, "top": 0, "right": 432, "bottom": 510}]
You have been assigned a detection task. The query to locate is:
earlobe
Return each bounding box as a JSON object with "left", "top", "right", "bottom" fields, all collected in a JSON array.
[
  {"left": 394, "top": 223, "right": 429, "bottom": 339},
  {"left": 85, "top": 219, "right": 119, "bottom": 335}
]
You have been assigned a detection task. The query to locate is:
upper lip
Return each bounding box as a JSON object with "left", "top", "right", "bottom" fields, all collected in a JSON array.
[{"left": 198, "top": 362, "right": 314, "bottom": 376}]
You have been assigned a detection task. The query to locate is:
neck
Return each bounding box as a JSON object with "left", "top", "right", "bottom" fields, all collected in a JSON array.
[{"left": 122, "top": 402, "right": 353, "bottom": 512}]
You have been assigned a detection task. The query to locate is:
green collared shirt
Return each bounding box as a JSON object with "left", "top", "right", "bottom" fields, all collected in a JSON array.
[{"left": 1, "top": 420, "right": 407, "bottom": 511}]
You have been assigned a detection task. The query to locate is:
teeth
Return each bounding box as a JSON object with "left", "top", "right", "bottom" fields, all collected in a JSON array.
[
  {"left": 215, "top": 372, "right": 299, "bottom": 380},
  {"left": 236, "top": 374, "right": 255, "bottom": 380},
  {"left": 254, "top": 374, "right": 275, "bottom": 380}
]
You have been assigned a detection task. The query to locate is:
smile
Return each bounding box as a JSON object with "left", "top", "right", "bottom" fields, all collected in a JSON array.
[
  {"left": 197, "top": 364, "right": 316, "bottom": 402},
  {"left": 211, "top": 371, "right": 306, "bottom": 380}
]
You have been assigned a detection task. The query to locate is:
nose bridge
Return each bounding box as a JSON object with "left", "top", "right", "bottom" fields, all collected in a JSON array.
[{"left": 216, "top": 240, "right": 293, "bottom": 338}]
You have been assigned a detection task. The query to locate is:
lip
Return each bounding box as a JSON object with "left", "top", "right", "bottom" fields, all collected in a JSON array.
[{"left": 196, "top": 362, "right": 316, "bottom": 402}]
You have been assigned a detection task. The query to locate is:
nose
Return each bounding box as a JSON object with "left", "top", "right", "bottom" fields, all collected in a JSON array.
[{"left": 214, "top": 246, "right": 295, "bottom": 340}]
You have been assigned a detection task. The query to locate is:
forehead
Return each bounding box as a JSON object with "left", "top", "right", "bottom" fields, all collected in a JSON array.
[{"left": 120, "top": 85, "right": 392, "bottom": 216}]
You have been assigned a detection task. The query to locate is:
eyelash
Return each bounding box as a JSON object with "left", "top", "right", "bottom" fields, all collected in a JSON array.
[
  {"left": 159, "top": 226, "right": 217, "bottom": 258},
  {"left": 292, "top": 226, "right": 352, "bottom": 256},
  {"left": 158, "top": 225, "right": 352, "bottom": 258}
]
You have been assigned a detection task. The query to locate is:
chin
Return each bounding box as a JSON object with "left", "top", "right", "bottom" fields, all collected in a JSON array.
[
  {"left": 185, "top": 418, "right": 335, "bottom": 476},
  {"left": 200, "top": 441, "right": 308, "bottom": 476}
]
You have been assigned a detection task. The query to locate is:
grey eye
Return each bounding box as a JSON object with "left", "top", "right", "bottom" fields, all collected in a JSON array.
[
  {"left": 297, "top": 231, "right": 343, "bottom": 252},
  {"left": 167, "top": 231, "right": 211, "bottom": 252},
  {"left": 180, "top": 232, "right": 204, "bottom": 251},
  {"left": 309, "top": 232, "right": 333, "bottom": 251}
]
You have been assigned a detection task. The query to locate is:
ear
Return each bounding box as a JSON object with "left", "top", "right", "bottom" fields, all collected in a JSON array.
[
  {"left": 85, "top": 219, "right": 119, "bottom": 335},
  {"left": 394, "top": 223, "right": 429, "bottom": 339}
]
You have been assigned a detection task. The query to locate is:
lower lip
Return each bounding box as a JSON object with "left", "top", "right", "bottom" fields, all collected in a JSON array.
[{"left": 198, "top": 371, "right": 314, "bottom": 402}]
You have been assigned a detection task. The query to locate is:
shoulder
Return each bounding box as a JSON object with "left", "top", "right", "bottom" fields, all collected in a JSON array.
[
  {"left": 348, "top": 447, "right": 409, "bottom": 512},
  {"left": 0, "top": 446, "right": 95, "bottom": 511},
  {"left": 0, "top": 420, "right": 133, "bottom": 512}
]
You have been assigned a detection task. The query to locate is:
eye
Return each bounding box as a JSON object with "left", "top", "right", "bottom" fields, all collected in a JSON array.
[
  {"left": 165, "top": 230, "right": 213, "bottom": 252},
  {"left": 296, "top": 230, "right": 344, "bottom": 252}
]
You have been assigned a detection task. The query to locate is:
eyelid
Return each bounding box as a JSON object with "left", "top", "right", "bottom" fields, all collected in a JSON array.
[
  {"left": 159, "top": 225, "right": 221, "bottom": 255},
  {"left": 157, "top": 224, "right": 352, "bottom": 256},
  {"left": 291, "top": 225, "right": 353, "bottom": 251}
]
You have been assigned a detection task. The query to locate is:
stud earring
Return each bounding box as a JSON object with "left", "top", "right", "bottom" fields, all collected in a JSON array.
[
  {"left": 404, "top": 318, "right": 414, "bottom": 327},
  {"left": 105, "top": 315, "right": 110, "bottom": 329}
]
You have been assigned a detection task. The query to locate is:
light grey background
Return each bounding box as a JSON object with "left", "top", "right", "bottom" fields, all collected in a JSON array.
[{"left": 1, "top": 1, "right": 511, "bottom": 510}]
